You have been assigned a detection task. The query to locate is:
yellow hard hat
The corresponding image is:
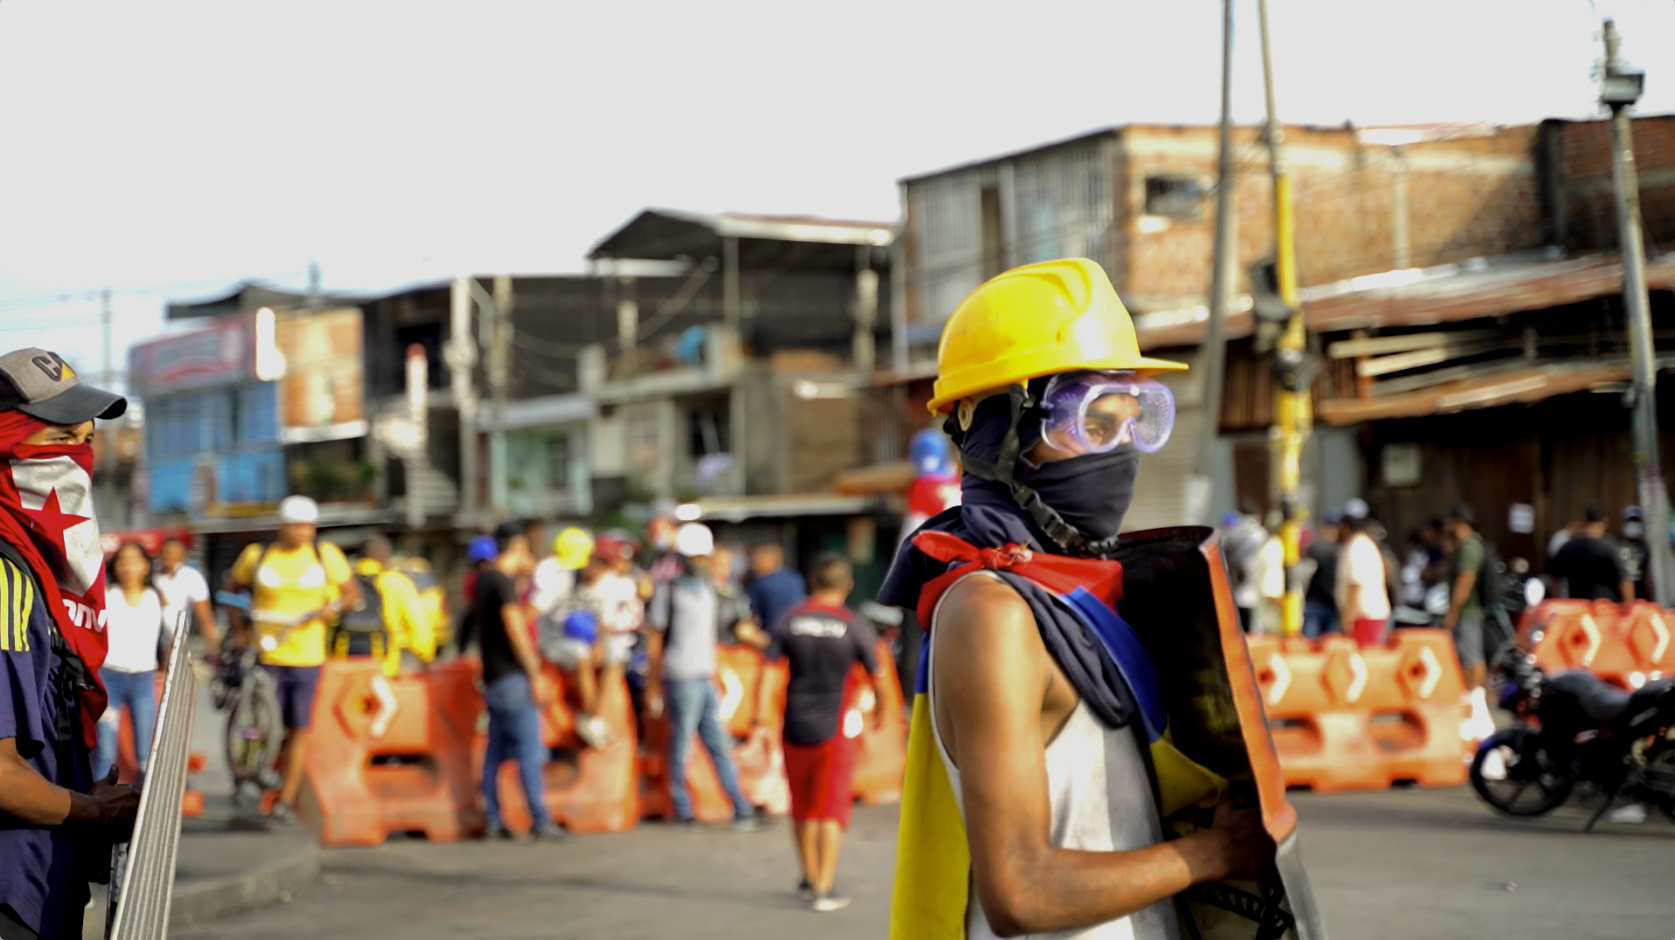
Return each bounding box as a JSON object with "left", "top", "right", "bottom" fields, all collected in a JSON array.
[
  {"left": 553, "top": 527, "right": 594, "bottom": 570},
  {"left": 927, "top": 258, "right": 1186, "bottom": 414}
]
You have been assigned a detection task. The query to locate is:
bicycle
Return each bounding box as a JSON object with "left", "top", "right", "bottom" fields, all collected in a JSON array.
[{"left": 211, "top": 592, "right": 319, "bottom": 808}]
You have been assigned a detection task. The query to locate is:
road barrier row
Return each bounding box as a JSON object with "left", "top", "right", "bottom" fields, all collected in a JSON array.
[
  {"left": 1519, "top": 599, "right": 1673, "bottom": 690},
  {"left": 302, "top": 642, "right": 907, "bottom": 846},
  {"left": 1248, "top": 629, "right": 1470, "bottom": 792}
]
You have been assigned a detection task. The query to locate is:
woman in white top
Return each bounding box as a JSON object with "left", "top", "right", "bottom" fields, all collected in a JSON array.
[{"left": 94, "top": 541, "right": 168, "bottom": 780}]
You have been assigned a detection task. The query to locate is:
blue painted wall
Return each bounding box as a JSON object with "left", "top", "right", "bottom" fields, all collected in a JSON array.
[{"left": 145, "top": 381, "right": 284, "bottom": 514}]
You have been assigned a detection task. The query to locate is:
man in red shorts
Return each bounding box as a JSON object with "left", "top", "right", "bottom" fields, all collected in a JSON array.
[{"left": 757, "top": 554, "right": 885, "bottom": 913}]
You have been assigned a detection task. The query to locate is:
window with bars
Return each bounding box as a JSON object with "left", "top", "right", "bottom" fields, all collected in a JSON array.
[{"left": 1144, "top": 175, "right": 1205, "bottom": 220}]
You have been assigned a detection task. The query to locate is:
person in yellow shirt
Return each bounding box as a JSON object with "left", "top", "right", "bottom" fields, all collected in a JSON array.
[
  {"left": 338, "top": 535, "right": 434, "bottom": 676},
  {"left": 227, "top": 495, "right": 359, "bottom": 823}
]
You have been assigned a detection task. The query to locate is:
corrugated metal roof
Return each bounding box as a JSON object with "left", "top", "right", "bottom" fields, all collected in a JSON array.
[
  {"left": 1315, "top": 360, "right": 1633, "bottom": 425},
  {"left": 589, "top": 208, "right": 893, "bottom": 260},
  {"left": 1129, "top": 251, "right": 1675, "bottom": 351}
]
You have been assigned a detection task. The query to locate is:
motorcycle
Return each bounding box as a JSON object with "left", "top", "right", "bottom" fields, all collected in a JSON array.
[{"left": 1471, "top": 648, "right": 1675, "bottom": 829}]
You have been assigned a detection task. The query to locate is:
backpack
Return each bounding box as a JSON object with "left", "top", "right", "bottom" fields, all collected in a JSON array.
[
  {"left": 336, "top": 571, "right": 386, "bottom": 635},
  {"left": 1474, "top": 537, "right": 1509, "bottom": 613}
]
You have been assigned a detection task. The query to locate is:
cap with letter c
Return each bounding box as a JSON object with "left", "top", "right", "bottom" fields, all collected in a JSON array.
[{"left": 0, "top": 347, "right": 127, "bottom": 424}]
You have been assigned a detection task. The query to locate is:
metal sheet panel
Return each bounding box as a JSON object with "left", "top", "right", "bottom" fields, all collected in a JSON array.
[
  {"left": 907, "top": 171, "right": 986, "bottom": 328},
  {"left": 906, "top": 139, "right": 1116, "bottom": 339},
  {"left": 1008, "top": 139, "right": 1112, "bottom": 269},
  {"left": 107, "top": 616, "right": 194, "bottom": 940},
  {"left": 1113, "top": 528, "right": 1321, "bottom": 940}
]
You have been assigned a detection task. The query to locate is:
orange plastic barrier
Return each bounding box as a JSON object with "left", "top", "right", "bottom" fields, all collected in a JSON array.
[
  {"left": 640, "top": 646, "right": 790, "bottom": 821},
  {"left": 1249, "top": 629, "right": 1469, "bottom": 792},
  {"left": 487, "top": 662, "right": 640, "bottom": 834},
  {"left": 303, "top": 658, "right": 483, "bottom": 847},
  {"left": 1521, "top": 600, "right": 1673, "bottom": 690},
  {"left": 846, "top": 640, "right": 907, "bottom": 806},
  {"left": 114, "top": 675, "right": 204, "bottom": 817}
]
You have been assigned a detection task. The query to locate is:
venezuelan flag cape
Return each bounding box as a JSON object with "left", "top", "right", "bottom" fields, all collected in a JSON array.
[{"left": 889, "top": 532, "right": 1226, "bottom": 939}]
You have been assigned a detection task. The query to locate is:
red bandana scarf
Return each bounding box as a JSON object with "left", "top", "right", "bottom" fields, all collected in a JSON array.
[{"left": 0, "top": 411, "right": 108, "bottom": 746}]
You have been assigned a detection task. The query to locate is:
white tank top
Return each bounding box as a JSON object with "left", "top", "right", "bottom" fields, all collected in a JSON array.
[{"left": 929, "top": 572, "right": 1181, "bottom": 940}]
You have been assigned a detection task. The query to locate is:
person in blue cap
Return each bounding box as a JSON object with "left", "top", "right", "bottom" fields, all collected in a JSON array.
[{"left": 455, "top": 536, "right": 500, "bottom": 655}]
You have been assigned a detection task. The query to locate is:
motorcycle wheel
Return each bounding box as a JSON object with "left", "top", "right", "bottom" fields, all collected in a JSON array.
[
  {"left": 1471, "top": 728, "right": 1574, "bottom": 817},
  {"left": 1641, "top": 737, "right": 1675, "bottom": 819}
]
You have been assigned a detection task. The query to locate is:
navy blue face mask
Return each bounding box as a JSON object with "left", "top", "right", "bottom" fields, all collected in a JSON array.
[{"left": 1015, "top": 446, "right": 1140, "bottom": 545}]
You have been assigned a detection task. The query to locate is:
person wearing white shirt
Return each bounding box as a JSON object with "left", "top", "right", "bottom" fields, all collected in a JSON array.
[
  {"left": 1336, "top": 516, "right": 1392, "bottom": 647},
  {"left": 1251, "top": 522, "right": 1286, "bottom": 636},
  {"left": 153, "top": 537, "right": 218, "bottom": 650},
  {"left": 94, "top": 542, "right": 169, "bottom": 780}
]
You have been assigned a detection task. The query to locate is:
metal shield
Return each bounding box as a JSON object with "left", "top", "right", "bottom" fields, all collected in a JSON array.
[
  {"left": 1114, "top": 526, "right": 1324, "bottom": 940},
  {"left": 107, "top": 615, "right": 195, "bottom": 939}
]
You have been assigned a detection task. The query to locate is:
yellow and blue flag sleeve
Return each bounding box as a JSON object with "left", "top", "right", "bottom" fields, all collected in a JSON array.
[{"left": 890, "top": 641, "right": 972, "bottom": 940}]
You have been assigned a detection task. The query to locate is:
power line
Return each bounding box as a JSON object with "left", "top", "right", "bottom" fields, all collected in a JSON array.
[
  {"left": 0, "top": 271, "right": 310, "bottom": 315},
  {"left": 0, "top": 315, "right": 107, "bottom": 333}
]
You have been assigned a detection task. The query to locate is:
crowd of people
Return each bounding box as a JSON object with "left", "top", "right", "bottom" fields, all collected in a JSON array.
[
  {"left": 447, "top": 508, "right": 888, "bottom": 911},
  {"left": 183, "top": 499, "right": 882, "bottom": 913},
  {"left": 0, "top": 336, "right": 892, "bottom": 937},
  {"left": 1221, "top": 494, "right": 1656, "bottom": 752}
]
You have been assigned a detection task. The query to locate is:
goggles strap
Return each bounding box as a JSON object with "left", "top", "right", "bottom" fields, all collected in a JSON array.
[{"left": 947, "top": 385, "right": 1117, "bottom": 559}]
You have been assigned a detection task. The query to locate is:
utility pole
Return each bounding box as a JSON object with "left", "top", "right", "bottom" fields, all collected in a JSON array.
[
  {"left": 490, "top": 275, "right": 513, "bottom": 518},
  {"left": 852, "top": 245, "right": 879, "bottom": 372},
  {"left": 100, "top": 288, "right": 114, "bottom": 388},
  {"left": 447, "top": 277, "right": 479, "bottom": 525},
  {"left": 404, "top": 343, "right": 429, "bottom": 532},
  {"left": 1258, "top": 0, "right": 1310, "bottom": 636},
  {"left": 1601, "top": 18, "right": 1674, "bottom": 605},
  {"left": 307, "top": 261, "right": 322, "bottom": 310},
  {"left": 1191, "top": 0, "right": 1237, "bottom": 525}
]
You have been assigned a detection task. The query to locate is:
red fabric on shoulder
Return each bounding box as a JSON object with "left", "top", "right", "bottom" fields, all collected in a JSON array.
[{"left": 911, "top": 531, "right": 1123, "bottom": 630}]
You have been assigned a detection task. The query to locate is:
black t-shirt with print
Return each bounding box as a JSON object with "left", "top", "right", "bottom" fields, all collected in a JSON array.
[{"left": 766, "top": 601, "right": 878, "bottom": 746}]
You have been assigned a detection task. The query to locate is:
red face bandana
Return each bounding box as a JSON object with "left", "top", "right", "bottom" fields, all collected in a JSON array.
[{"left": 0, "top": 411, "right": 108, "bottom": 747}]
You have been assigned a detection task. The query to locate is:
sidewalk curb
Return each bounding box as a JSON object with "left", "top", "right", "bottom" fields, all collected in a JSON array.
[{"left": 169, "top": 839, "right": 321, "bottom": 927}]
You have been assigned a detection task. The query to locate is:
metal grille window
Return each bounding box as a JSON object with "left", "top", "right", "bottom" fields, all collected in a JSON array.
[
  {"left": 547, "top": 434, "right": 570, "bottom": 488},
  {"left": 1144, "top": 176, "right": 1205, "bottom": 220},
  {"left": 687, "top": 404, "right": 730, "bottom": 458}
]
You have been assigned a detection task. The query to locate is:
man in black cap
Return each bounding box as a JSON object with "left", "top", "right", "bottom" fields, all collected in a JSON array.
[{"left": 0, "top": 348, "right": 139, "bottom": 940}]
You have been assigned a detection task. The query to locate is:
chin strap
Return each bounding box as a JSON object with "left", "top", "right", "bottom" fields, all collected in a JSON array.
[{"left": 946, "top": 385, "right": 1124, "bottom": 559}]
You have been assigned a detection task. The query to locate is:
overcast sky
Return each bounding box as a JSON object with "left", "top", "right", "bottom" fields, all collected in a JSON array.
[{"left": 2, "top": 0, "right": 1672, "bottom": 385}]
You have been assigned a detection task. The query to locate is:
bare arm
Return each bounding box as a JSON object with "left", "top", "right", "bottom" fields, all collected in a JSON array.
[
  {"left": 223, "top": 570, "right": 251, "bottom": 648},
  {"left": 1447, "top": 570, "right": 1477, "bottom": 621},
  {"left": 753, "top": 651, "right": 778, "bottom": 729},
  {"left": 644, "top": 629, "right": 665, "bottom": 716},
  {"left": 333, "top": 572, "right": 363, "bottom": 616},
  {"left": 733, "top": 618, "right": 771, "bottom": 650},
  {"left": 192, "top": 598, "right": 220, "bottom": 648},
  {"left": 500, "top": 604, "right": 542, "bottom": 680},
  {"left": 0, "top": 738, "right": 138, "bottom": 835},
  {"left": 935, "top": 579, "right": 1268, "bottom": 936},
  {"left": 1339, "top": 583, "right": 1362, "bottom": 626}
]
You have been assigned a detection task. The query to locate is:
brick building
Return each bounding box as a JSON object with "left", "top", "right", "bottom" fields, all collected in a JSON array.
[{"left": 888, "top": 115, "right": 1675, "bottom": 559}]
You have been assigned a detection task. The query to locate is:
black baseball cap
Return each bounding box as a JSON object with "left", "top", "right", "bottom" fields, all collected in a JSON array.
[
  {"left": 0, "top": 348, "right": 126, "bottom": 425},
  {"left": 1445, "top": 503, "right": 1476, "bottom": 525}
]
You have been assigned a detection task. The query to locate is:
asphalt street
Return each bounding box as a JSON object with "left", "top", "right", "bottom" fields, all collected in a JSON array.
[{"left": 172, "top": 784, "right": 1671, "bottom": 940}]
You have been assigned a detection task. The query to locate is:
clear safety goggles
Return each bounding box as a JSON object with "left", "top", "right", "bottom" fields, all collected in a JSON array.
[{"left": 1038, "top": 370, "right": 1176, "bottom": 455}]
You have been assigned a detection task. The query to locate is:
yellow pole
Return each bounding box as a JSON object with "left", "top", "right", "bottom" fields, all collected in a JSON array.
[{"left": 1259, "top": 0, "right": 1309, "bottom": 637}]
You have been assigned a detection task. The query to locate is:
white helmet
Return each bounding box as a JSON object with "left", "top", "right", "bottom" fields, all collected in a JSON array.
[
  {"left": 277, "top": 495, "right": 320, "bottom": 525},
  {"left": 674, "top": 522, "right": 715, "bottom": 558}
]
